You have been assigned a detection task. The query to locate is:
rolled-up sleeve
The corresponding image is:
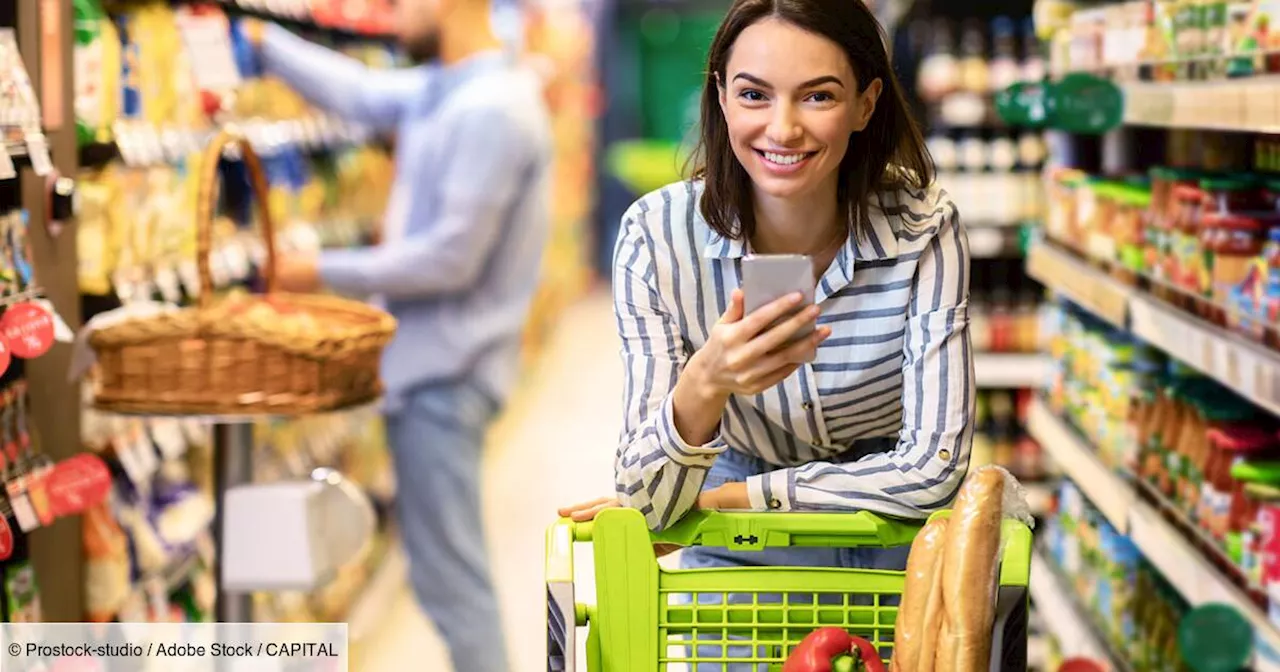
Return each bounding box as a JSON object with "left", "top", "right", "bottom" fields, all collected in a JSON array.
[
  {"left": 613, "top": 206, "right": 728, "bottom": 531},
  {"left": 744, "top": 198, "right": 974, "bottom": 517}
]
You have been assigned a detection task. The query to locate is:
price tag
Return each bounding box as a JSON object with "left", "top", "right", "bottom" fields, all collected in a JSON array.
[
  {"left": 150, "top": 419, "right": 187, "bottom": 460},
  {"left": 33, "top": 299, "right": 74, "bottom": 344},
  {"left": 0, "top": 145, "right": 16, "bottom": 181},
  {"left": 22, "top": 131, "right": 52, "bottom": 177},
  {"left": 1, "top": 302, "right": 56, "bottom": 359},
  {"left": 178, "top": 259, "right": 202, "bottom": 299},
  {"left": 222, "top": 240, "right": 251, "bottom": 282},
  {"left": 132, "top": 426, "right": 159, "bottom": 479},
  {"left": 153, "top": 264, "right": 183, "bottom": 305},
  {"left": 5, "top": 467, "right": 38, "bottom": 534},
  {"left": 45, "top": 453, "right": 111, "bottom": 517},
  {"left": 145, "top": 576, "right": 169, "bottom": 622},
  {"left": 0, "top": 513, "right": 15, "bottom": 561}
]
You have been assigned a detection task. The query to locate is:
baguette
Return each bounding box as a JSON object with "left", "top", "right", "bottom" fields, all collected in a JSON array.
[
  {"left": 935, "top": 467, "right": 1006, "bottom": 672},
  {"left": 892, "top": 517, "right": 949, "bottom": 671}
]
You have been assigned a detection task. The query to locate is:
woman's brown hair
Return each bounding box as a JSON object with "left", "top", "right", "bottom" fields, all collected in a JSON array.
[{"left": 690, "top": 0, "right": 933, "bottom": 242}]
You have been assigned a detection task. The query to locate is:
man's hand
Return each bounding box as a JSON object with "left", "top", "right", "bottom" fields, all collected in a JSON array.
[{"left": 274, "top": 253, "right": 321, "bottom": 293}]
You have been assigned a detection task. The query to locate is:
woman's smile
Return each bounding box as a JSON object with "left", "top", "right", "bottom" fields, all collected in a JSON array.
[{"left": 755, "top": 148, "right": 818, "bottom": 174}]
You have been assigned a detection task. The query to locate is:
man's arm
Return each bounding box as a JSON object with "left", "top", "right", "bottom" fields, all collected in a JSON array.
[
  {"left": 317, "top": 107, "right": 539, "bottom": 299},
  {"left": 257, "top": 23, "right": 428, "bottom": 130}
]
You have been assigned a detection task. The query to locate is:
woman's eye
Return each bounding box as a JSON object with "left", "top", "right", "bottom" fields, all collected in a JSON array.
[
  {"left": 738, "top": 90, "right": 766, "bottom": 102},
  {"left": 807, "top": 92, "right": 834, "bottom": 103}
]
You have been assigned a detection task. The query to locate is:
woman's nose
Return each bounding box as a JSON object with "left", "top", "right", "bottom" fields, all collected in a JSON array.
[{"left": 766, "top": 104, "right": 803, "bottom": 145}]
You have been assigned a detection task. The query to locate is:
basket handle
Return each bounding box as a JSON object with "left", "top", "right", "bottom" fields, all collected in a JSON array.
[{"left": 194, "top": 128, "right": 277, "bottom": 309}]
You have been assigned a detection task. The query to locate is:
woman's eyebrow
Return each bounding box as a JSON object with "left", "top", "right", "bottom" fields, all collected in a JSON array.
[{"left": 731, "top": 73, "right": 845, "bottom": 89}]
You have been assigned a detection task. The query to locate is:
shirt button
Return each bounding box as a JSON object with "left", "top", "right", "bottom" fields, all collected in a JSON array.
[
  {"left": 801, "top": 402, "right": 813, "bottom": 411},
  {"left": 768, "top": 498, "right": 782, "bottom": 510},
  {"left": 939, "top": 449, "right": 952, "bottom": 462}
]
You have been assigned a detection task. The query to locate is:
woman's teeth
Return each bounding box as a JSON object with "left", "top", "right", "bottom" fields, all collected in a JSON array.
[{"left": 763, "top": 151, "right": 808, "bottom": 165}]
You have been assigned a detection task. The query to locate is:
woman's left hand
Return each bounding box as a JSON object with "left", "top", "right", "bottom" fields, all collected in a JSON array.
[{"left": 558, "top": 483, "right": 751, "bottom": 524}]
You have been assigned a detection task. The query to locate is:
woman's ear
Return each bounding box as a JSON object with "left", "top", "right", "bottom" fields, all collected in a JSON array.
[
  {"left": 716, "top": 71, "right": 728, "bottom": 111},
  {"left": 854, "top": 78, "right": 884, "bottom": 130}
]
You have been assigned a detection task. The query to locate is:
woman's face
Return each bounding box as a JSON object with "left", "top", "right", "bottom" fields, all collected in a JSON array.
[{"left": 719, "top": 17, "right": 882, "bottom": 202}]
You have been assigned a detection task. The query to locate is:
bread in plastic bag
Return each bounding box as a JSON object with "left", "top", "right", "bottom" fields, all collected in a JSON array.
[
  {"left": 891, "top": 516, "right": 949, "bottom": 672},
  {"left": 934, "top": 465, "right": 1022, "bottom": 672}
]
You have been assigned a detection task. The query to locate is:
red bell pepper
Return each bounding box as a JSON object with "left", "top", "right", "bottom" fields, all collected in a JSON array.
[{"left": 782, "top": 627, "right": 886, "bottom": 672}]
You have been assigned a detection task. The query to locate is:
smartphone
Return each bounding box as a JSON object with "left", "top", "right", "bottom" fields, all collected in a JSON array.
[{"left": 742, "top": 254, "right": 816, "bottom": 336}]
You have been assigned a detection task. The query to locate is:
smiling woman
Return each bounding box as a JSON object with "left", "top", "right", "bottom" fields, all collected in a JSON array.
[{"left": 560, "top": 0, "right": 970, "bottom": 662}]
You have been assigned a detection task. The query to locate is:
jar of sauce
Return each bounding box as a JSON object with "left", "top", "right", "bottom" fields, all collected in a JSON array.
[
  {"left": 1171, "top": 184, "right": 1207, "bottom": 310},
  {"left": 1206, "top": 214, "right": 1264, "bottom": 326},
  {"left": 1202, "top": 175, "right": 1268, "bottom": 215}
]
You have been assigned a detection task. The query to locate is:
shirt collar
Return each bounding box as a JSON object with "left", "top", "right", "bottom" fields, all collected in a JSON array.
[{"left": 701, "top": 199, "right": 901, "bottom": 262}]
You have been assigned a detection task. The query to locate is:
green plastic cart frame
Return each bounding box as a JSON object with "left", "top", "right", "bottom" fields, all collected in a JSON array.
[{"left": 546, "top": 507, "right": 1032, "bottom": 671}]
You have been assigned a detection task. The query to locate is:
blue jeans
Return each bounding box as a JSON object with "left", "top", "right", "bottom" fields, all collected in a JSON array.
[
  {"left": 384, "top": 381, "right": 509, "bottom": 672},
  {"left": 676, "top": 447, "right": 912, "bottom": 671}
]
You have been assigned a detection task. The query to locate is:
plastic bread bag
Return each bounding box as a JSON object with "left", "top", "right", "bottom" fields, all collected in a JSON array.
[
  {"left": 933, "top": 465, "right": 1033, "bottom": 672},
  {"left": 891, "top": 516, "right": 949, "bottom": 672}
]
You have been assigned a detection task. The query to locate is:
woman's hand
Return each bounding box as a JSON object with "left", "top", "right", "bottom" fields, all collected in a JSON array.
[
  {"left": 691, "top": 289, "right": 831, "bottom": 398},
  {"left": 558, "top": 484, "right": 750, "bottom": 523},
  {"left": 557, "top": 498, "right": 682, "bottom": 557}
]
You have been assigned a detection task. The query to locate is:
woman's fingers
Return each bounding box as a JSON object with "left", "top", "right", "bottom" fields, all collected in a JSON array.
[
  {"left": 717, "top": 289, "right": 746, "bottom": 324},
  {"left": 736, "top": 292, "right": 807, "bottom": 338},
  {"left": 735, "top": 328, "right": 830, "bottom": 387},
  {"left": 744, "top": 304, "right": 823, "bottom": 359},
  {"left": 557, "top": 496, "right": 615, "bottom": 519}
]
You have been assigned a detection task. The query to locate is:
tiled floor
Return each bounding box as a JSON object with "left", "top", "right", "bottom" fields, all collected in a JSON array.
[{"left": 356, "top": 290, "right": 619, "bottom": 672}]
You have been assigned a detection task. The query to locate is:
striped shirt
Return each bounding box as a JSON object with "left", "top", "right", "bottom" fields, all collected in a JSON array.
[{"left": 613, "top": 179, "right": 974, "bottom": 531}]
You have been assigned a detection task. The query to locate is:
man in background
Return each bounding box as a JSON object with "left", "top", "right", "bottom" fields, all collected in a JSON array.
[{"left": 245, "top": 0, "right": 552, "bottom": 668}]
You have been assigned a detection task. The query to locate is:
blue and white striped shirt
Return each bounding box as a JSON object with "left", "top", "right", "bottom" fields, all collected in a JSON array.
[{"left": 613, "top": 180, "right": 974, "bottom": 531}]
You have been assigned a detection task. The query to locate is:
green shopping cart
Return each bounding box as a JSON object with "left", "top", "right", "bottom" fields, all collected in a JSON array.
[{"left": 546, "top": 507, "right": 1033, "bottom": 671}]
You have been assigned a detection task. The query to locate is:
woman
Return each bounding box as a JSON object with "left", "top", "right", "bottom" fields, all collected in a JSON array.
[{"left": 562, "top": 0, "right": 970, "bottom": 569}]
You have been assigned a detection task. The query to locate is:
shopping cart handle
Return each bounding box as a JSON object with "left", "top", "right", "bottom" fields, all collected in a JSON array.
[{"left": 648, "top": 508, "right": 923, "bottom": 550}]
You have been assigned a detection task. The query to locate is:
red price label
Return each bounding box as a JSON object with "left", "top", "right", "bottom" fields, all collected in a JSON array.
[
  {"left": 45, "top": 454, "right": 112, "bottom": 518},
  {"left": 0, "top": 303, "right": 54, "bottom": 359},
  {"left": 0, "top": 515, "right": 15, "bottom": 561},
  {"left": 0, "top": 335, "right": 12, "bottom": 378}
]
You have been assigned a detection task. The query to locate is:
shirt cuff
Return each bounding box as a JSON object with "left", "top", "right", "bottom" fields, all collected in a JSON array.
[
  {"left": 657, "top": 394, "right": 728, "bottom": 468},
  {"left": 318, "top": 249, "right": 373, "bottom": 296},
  {"left": 747, "top": 469, "right": 794, "bottom": 512}
]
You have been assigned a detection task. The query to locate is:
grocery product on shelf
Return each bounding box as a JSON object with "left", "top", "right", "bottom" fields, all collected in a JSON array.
[
  {"left": 1046, "top": 478, "right": 1195, "bottom": 671},
  {"left": 1043, "top": 296, "right": 1280, "bottom": 613},
  {"left": 971, "top": 388, "right": 1048, "bottom": 483}
]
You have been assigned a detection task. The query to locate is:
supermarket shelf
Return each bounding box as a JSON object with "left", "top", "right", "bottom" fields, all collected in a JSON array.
[
  {"left": 1029, "top": 546, "right": 1129, "bottom": 670},
  {"left": 1026, "top": 399, "right": 1133, "bottom": 532},
  {"left": 347, "top": 540, "right": 408, "bottom": 643},
  {"left": 974, "top": 352, "right": 1048, "bottom": 389},
  {"left": 1026, "top": 399, "right": 1280, "bottom": 668},
  {"left": 1026, "top": 240, "right": 1131, "bottom": 329},
  {"left": 1028, "top": 239, "right": 1280, "bottom": 419},
  {"left": 1122, "top": 77, "right": 1280, "bottom": 133}
]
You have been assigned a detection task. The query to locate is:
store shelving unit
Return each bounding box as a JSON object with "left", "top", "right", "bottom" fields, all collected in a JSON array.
[
  {"left": 1028, "top": 239, "right": 1280, "bottom": 418},
  {"left": 1026, "top": 398, "right": 1280, "bottom": 668},
  {"left": 1028, "top": 545, "right": 1130, "bottom": 669},
  {"left": 974, "top": 352, "right": 1049, "bottom": 389},
  {"left": 8, "top": 0, "right": 86, "bottom": 622}
]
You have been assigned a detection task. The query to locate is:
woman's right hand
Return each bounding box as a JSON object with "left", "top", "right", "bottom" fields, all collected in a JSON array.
[{"left": 692, "top": 289, "right": 831, "bottom": 397}]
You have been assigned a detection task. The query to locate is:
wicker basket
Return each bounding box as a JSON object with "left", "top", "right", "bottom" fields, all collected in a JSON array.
[{"left": 88, "top": 129, "right": 397, "bottom": 416}]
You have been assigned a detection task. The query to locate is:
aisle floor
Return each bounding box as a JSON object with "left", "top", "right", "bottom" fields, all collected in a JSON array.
[{"left": 355, "top": 290, "right": 620, "bottom": 672}]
